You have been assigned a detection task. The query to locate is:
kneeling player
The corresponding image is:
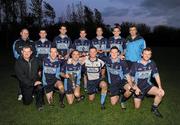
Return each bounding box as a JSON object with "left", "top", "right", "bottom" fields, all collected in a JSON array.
[
  {"left": 130, "top": 47, "right": 165, "bottom": 118},
  {"left": 42, "top": 47, "right": 65, "bottom": 108},
  {"left": 105, "top": 46, "right": 133, "bottom": 109},
  {"left": 81, "top": 47, "right": 108, "bottom": 110},
  {"left": 61, "top": 50, "right": 84, "bottom": 104}
]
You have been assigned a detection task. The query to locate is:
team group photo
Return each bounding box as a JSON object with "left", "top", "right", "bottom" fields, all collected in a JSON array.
[{"left": 0, "top": 0, "right": 180, "bottom": 125}]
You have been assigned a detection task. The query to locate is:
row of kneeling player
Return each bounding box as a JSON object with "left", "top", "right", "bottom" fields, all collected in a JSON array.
[{"left": 15, "top": 45, "right": 165, "bottom": 118}]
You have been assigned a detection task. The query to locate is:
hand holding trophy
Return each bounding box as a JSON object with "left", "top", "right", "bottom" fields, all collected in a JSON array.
[{"left": 68, "top": 72, "right": 77, "bottom": 90}]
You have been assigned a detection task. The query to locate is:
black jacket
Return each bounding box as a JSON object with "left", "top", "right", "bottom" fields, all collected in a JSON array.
[{"left": 15, "top": 57, "right": 40, "bottom": 87}]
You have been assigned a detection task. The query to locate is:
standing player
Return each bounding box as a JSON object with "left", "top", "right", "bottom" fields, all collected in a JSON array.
[
  {"left": 81, "top": 47, "right": 108, "bottom": 110},
  {"left": 53, "top": 24, "right": 72, "bottom": 60},
  {"left": 125, "top": 24, "right": 146, "bottom": 68},
  {"left": 13, "top": 28, "right": 35, "bottom": 59},
  {"left": 91, "top": 27, "right": 109, "bottom": 61},
  {"left": 42, "top": 47, "right": 65, "bottom": 108},
  {"left": 61, "top": 50, "right": 84, "bottom": 104},
  {"left": 34, "top": 29, "right": 51, "bottom": 65},
  {"left": 13, "top": 28, "right": 35, "bottom": 101},
  {"left": 105, "top": 46, "right": 133, "bottom": 109},
  {"left": 109, "top": 27, "right": 126, "bottom": 55},
  {"left": 130, "top": 48, "right": 165, "bottom": 118},
  {"left": 72, "top": 28, "right": 92, "bottom": 91},
  {"left": 72, "top": 28, "right": 92, "bottom": 57}
]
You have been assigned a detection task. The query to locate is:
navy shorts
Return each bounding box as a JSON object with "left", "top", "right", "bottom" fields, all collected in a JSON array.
[
  {"left": 134, "top": 82, "right": 153, "bottom": 100},
  {"left": 44, "top": 79, "right": 61, "bottom": 93},
  {"left": 87, "top": 79, "right": 101, "bottom": 95},
  {"left": 109, "top": 82, "right": 126, "bottom": 97},
  {"left": 44, "top": 84, "right": 55, "bottom": 93}
]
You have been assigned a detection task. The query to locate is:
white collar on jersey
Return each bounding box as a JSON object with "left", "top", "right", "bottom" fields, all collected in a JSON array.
[
  {"left": 59, "top": 34, "right": 68, "bottom": 39},
  {"left": 113, "top": 36, "right": 121, "bottom": 39},
  {"left": 48, "top": 56, "right": 59, "bottom": 63},
  {"left": 39, "top": 38, "right": 48, "bottom": 43},
  {"left": 111, "top": 57, "right": 120, "bottom": 63},
  {"left": 79, "top": 37, "right": 88, "bottom": 41},
  {"left": 96, "top": 36, "right": 104, "bottom": 40},
  {"left": 137, "top": 59, "right": 151, "bottom": 66}
]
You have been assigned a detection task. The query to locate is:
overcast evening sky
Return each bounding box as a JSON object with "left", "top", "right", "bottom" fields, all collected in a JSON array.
[{"left": 44, "top": 0, "right": 180, "bottom": 27}]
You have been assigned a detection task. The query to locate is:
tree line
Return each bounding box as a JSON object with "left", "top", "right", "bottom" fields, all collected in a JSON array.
[{"left": 0, "top": 0, "right": 180, "bottom": 51}]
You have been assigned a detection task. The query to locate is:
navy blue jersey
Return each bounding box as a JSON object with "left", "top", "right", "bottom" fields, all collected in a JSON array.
[
  {"left": 34, "top": 39, "right": 51, "bottom": 62},
  {"left": 53, "top": 35, "right": 72, "bottom": 56},
  {"left": 72, "top": 38, "right": 92, "bottom": 53},
  {"left": 109, "top": 36, "right": 126, "bottom": 53},
  {"left": 91, "top": 37, "right": 109, "bottom": 57},
  {"left": 42, "top": 57, "right": 61, "bottom": 86},
  {"left": 13, "top": 38, "right": 35, "bottom": 59},
  {"left": 130, "top": 60, "right": 159, "bottom": 85},
  {"left": 61, "top": 61, "right": 82, "bottom": 86},
  {"left": 105, "top": 57, "right": 129, "bottom": 84}
]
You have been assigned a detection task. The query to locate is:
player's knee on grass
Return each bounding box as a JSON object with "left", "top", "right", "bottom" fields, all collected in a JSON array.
[
  {"left": 74, "top": 87, "right": 80, "bottom": 97},
  {"left": 89, "top": 94, "right": 95, "bottom": 101},
  {"left": 134, "top": 98, "right": 141, "bottom": 109},
  {"left": 46, "top": 92, "right": 53, "bottom": 103},
  {"left": 111, "top": 96, "right": 118, "bottom": 105},
  {"left": 56, "top": 81, "right": 64, "bottom": 93},
  {"left": 66, "top": 94, "right": 74, "bottom": 104}
]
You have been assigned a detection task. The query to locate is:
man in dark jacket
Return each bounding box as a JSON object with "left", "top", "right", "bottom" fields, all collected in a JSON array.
[
  {"left": 13, "top": 28, "right": 35, "bottom": 101},
  {"left": 15, "top": 45, "right": 44, "bottom": 111}
]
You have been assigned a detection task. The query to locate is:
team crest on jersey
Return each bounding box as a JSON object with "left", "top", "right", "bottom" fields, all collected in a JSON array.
[
  {"left": 115, "top": 65, "right": 119, "bottom": 69},
  {"left": 148, "top": 66, "right": 151, "bottom": 70},
  {"left": 69, "top": 67, "right": 73, "bottom": 70},
  {"left": 138, "top": 68, "right": 142, "bottom": 70}
]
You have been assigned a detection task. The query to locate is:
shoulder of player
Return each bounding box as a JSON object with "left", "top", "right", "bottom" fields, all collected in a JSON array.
[
  {"left": 108, "top": 37, "right": 114, "bottom": 41},
  {"left": 30, "top": 39, "right": 34, "bottom": 42},
  {"left": 74, "top": 39, "right": 80, "bottom": 43},
  {"left": 53, "top": 36, "right": 61, "bottom": 42},
  {"left": 97, "top": 58, "right": 105, "bottom": 64},
  {"left": 149, "top": 60, "right": 157, "bottom": 66},
  {"left": 91, "top": 38, "right": 97, "bottom": 42},
  {"left": 14, "top": 38, "right": 23, "bottom": 45}
]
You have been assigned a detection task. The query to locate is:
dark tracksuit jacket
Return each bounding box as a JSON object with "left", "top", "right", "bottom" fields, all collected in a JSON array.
[
  {"left": 13, "top": 38, "right": 35, "bottom": 59},
  {"left": 14, "top": 56, "right": 43, "bottom": 106}
]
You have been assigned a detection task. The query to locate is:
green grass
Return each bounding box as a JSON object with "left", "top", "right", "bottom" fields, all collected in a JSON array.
[{"left": 0, "top": 47, "right": 180, "bottom": 125}]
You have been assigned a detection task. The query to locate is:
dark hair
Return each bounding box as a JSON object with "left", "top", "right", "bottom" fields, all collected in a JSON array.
[
  {"left": 60, "top": 24, "right": 67, "bottom": 29},
  {"left": 96, "top": 27, "right": 103, "bottom": 31},
  {"left": 39, "top": 28, "right": 47, "bottom": 32},
  {"left": 113, "top": 26, "right": 121, "bottom": 31},
  {"left": 110, "top": 46, "right": 120, "bottom": 53},
  {"left": 80, "top": 28, "right": 86, "bottom": 33},
  {"left": 21, "top": 28, "right": 28, "bottom": 33},
  {"left": 22, "top": 45, "right": 32, "bottom": 51},
  {"left": 50, "top": 47, "right": 57, "bottom": 51},
  {"left": 129, "top": 24, "right": 137, "bottom": 29},
  {"left": 142, "top": 47, "right": 152, "bottom": 53},
  {"left": 89, "top": 46, "right": 97, "bottom": 51},
  {"left": 70, "top": 50, "right": 79, "bottom": 58}
]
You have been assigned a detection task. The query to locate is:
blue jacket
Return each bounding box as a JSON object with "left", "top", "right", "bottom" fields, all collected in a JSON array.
[{"left": 125, "top": 36, "right": 146, "bottom": 62}]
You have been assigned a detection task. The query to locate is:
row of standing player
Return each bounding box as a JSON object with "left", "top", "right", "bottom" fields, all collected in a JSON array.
[{"left": 13, "top": 25, "right": 165, "bottom": 117}]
